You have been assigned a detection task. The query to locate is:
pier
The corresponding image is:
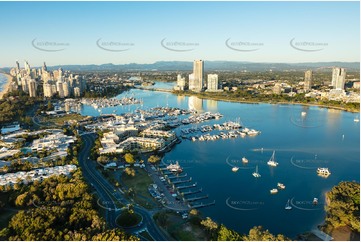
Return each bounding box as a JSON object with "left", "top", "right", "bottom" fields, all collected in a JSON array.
[
  {"left": 189, "top": 200, "right": 216, "bottom": 209},
  {"left": 181, "top": 188, "right": 203, "bottom": 196},
  {"left": 177, "top": 182, "right": 197, "bottom": 190},
  {"left": 186, "top": 195, "right": 209, "bottom": 202},
  {"left": 167, "top": 173, "right": 188, "bottom": 179},
  {"left": 172, "top": 177, "right": 192, "bottom": 184}
]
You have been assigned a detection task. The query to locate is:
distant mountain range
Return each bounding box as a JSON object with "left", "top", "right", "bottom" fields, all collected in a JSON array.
[{"left": 1, "top": 61, "right": 360, "bottom": 72}]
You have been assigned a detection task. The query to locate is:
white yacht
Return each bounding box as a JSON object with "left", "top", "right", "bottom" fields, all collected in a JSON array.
[
  {"left": 285, "top": 199, "right": 292, "bottom": 210},
  {"left": 167, "top": 161, "right": 183, "bottom": 173},
  {"left": 232, "top": 167, "right": 239, "bottom": 172},
  {"left": 270, "top": 188, "right": 278, "bottom": 194},
  {"left": 317, "top": 167, "right": 331, "bottom": 176},
  {"left": 301, "top": 111, "right": 307, "bottom": 116},
  {"left": 354, "top": 116, "right": 359, "bottom": 122},
  {"left": 247, "top": 129, "right": 260, "bottom": 136},
  {"left": 252, "top": 165, "right": 261, "bottom": 178},
  {"left": 277, "top": 183, "right": 286, "bottom": 189},
  {"left": 242, "top": 157, "right": 249, "bottom": 163},
  {"left": 267, "top": 151, "right": 279, "bottom": 167}
]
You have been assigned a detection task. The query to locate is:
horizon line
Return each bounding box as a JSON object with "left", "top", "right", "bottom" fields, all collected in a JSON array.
[{"left": 2, "top": 60, "right": 360, "bottom": 69}]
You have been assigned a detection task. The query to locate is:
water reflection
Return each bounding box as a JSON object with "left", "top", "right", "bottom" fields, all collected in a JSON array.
[
  {"left": 206, "top": 99, "right": 218, "bottom": 112},
  {"left": 326, "top": 108, "right": 342, "bottom": 130},
  {"left": 177, "top": 95, "right": 185, "bottom": 106},
  {"left": 188, "top": 96, "right": 203, "bottom": 112}
]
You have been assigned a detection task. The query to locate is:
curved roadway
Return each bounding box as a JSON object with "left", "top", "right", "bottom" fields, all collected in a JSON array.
[{"left": 78, "top": 133, "right": 170, "bottom": 240}]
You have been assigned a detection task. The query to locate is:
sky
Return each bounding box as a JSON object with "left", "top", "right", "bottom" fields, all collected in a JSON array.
[{"left": 0, "top": 1, "right": 359, "bottom": 67}]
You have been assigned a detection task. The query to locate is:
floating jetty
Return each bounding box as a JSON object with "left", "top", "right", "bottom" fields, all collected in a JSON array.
[
  {"left": 177, "top": 183, "right": 197, "bottom": 190},
  {"left": 186, "top": 195, "right": 209, "bottom": 202},
  {"left": 172, "top": 177, "right": 192, "bottom": 184},
  {"left": 167, "top": 173, "right": 188, "bottom": 179},
  {"left": 160, "top": 163, "right": 214, "bottom": 210},
  {"left": 189, "top": 200, "right": 216, "bottom": 209},
  {"left": 182, "top": 188, "right": 203, "bottom": 196}
]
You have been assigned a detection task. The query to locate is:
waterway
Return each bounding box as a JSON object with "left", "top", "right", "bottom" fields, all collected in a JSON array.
[
  {"left": 0, "top": 73, "right": 9, "bottom": 93},
  {"left": 79, "top": 85, "right": 360, "bottom": 238}
]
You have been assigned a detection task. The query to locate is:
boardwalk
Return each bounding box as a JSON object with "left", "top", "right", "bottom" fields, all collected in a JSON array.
[{"left": 311, "top": 229, "right": 334, "bottom": 241}]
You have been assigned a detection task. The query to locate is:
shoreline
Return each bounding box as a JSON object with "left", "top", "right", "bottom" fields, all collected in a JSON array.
[
  {"left": 176, "top": 91, "right": 360, "bottom": 113},
  {"left": 133, "top": 87, "right": 360, "bottom": 113},
  {"left": 0, "top": 73, "right": 13, "bottom": 100}
]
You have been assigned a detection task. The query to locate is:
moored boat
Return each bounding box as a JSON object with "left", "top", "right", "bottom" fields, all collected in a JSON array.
[
  {"left": 285, "top": 199, "right": 292, "bottom": 210},
  {"left": 270, "top": 188, "right": 278, "bottom": 194},
  {"left": 267, "top": 150, "right": 278, "bottom": 167},
  {"left": 277, "top": 183, "right": 285, "bottom": 189},
  {"left": 252, "top": 165, "right": 261, "bottom": 178},
  {"left": 242, "top": 157, "right": 249, "bottom": 163}
]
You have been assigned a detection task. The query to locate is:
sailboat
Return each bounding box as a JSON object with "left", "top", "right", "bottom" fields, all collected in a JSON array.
[
  {"left": 285, "top": 199, "right": 292, "bottom": 210},
  {"left": 267, "top": 150, "right": 278, "bottom": 167},
  {"left": 354, "top": 116, "right": 359, "bottom": 122},
  {"left": 252, "top": 165, "right": 261, "bottom": 178}
]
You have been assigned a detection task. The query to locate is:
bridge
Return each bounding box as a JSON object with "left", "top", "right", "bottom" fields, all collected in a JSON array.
[{"left": 133, "top": 86, "right": 173, "bottom": 93}]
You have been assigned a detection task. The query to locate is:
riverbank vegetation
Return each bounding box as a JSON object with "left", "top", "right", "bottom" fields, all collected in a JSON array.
[
  {"left": 322, "top": 181, "right": 360, "bottom": 240},
  {"left": 173, "top": 90, "right": 360, "bottom": 112},
  {"left": 0, "top": 169, "right": 138, "bottom": 240},
  {"left": 154, "top": 210, "right": 289, "bottom": 241}
]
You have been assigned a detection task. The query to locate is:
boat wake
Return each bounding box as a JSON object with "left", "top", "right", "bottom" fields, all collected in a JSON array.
[{"left": 289, "top": 115, "right": 323, "bottom": 128}]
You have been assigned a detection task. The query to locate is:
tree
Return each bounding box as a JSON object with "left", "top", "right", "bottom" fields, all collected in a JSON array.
[
  {"left": 189, "top": 209, "right": 198, "bottom": 216},
  {"left": 324, "top": 181, "right": 360, "bottom": 233},
  {"left": 148, "top": 155, "right": 160, "bottom": 164},
  {"left": 243, "top": 226, "right": 289, "bottom": 241},
  {"left": 97, "top": 156, "right": 110, "bottom": 164},
  {"left": 124, "top": 168, "right": 135, "bottom": 177},
  {"left": 92, "top": 229, "right": 139, "bottom": 241},
  {"left": 201, "top": 217, "right": 218, "bottom": 231},
  {"left": 217, "top": 224, "right": 243, "bottom": 241},
  {"left": 124, "top": 153, "right": 135, "bottom": 164}
]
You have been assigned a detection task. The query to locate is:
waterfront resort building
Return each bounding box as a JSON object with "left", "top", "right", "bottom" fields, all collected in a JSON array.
[
  {"left": 141, "top": 129, "right": 176, "bottom": 144},
  {"left": 99, "top": 131, "right": 166, "bottom": 154}
]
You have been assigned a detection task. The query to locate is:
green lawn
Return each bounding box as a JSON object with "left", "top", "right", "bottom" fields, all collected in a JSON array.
[
  {"left": 116, "top": 210, "right": 142, "bottom": 227},
  {"left": 46, "top": 113, "right": 85, "bottom": 126},
  {"left": 121, "top": 168, "right": 158, "bottom": 209},
  {"left": 154, "top": 211, "right": 208, "bottom": 241}
]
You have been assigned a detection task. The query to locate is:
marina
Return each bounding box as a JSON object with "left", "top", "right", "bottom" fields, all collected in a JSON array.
[
  {"left": 79, "top": 87, "right": 360, "bottom": 238},
  {"left": 158, "top": 162, "right": 215, "bottom": 210}
]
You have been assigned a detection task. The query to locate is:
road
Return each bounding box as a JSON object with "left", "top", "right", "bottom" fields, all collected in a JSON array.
[{"left": 78, "top": 133, "right": 170, "bottom": 240}]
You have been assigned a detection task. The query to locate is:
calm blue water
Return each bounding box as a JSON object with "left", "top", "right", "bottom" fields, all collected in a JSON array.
[
  {"left": 0, "top": 73, "right": 9, "bottom": 93},
  {"left": 80, "top": 87, "right": 360, "bottom": 238}
]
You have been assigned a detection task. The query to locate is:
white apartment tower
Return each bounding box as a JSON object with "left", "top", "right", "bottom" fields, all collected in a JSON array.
[
  {"left": 331, "top": 67, "right": 346, "bottom": 90},
  {"left": 304, "top": 70, "right": 312, "bottom": 92},
  {"left": 207, "top": 74, "right": 219, "bottom": 91},
  {"left": 192, "top": 60, "right": 204, "bottom": 91},
  {"left": 28, "top": 79, "right": 37, "bottom": 97}
]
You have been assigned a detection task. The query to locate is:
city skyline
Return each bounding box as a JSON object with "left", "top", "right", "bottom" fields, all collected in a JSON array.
[{"left": 0, "top": 1, "right": 359, "bottom": 67}]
